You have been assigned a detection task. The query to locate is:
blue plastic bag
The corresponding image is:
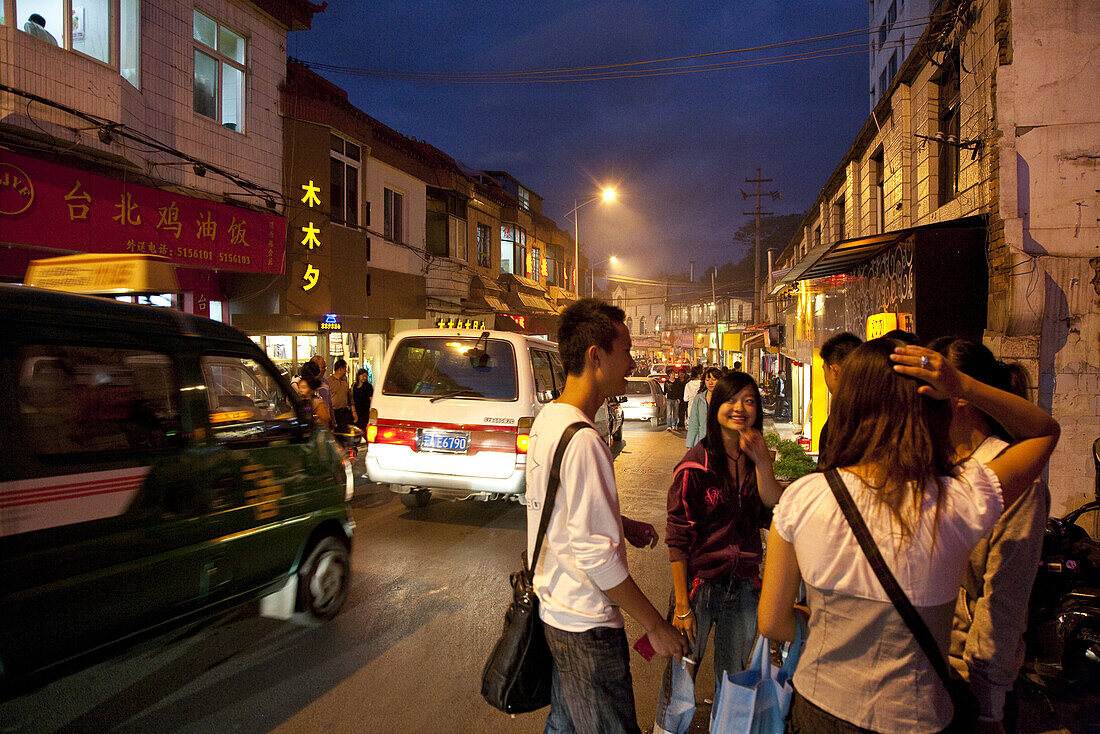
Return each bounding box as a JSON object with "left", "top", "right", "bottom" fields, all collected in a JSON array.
[
  {"left": 654, "top": 658, "right": 698, "bottom": 734},
  {"left": 709, "top": 619, "right": 804, "bottom": 734}
]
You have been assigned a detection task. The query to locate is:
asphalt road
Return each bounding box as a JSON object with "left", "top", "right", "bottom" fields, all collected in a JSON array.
[{"left": 0, "top": 421, "right": 1091, "bottom": 733}]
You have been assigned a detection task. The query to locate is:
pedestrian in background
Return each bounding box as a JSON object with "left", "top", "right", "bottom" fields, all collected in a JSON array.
[
  {"left": 682, "top": 365, "right": 703, "bottom": 429},
  {"left": 653, "top": 372, "right": 782, "bottom": 734},
  {"left": 817, "top": 331, "right": 862, "bottom": 460},
  {"left": 685, "top": 367, "right": 722, "bottom": 448},
  {"left": 932, "top": 336, "right": 1048, "bottom": 734},
  {"left": 330, "top": 358, "right": 353, "bottom": 427},
  {"left": 665, "top": 369, "right": 684, "bottom": 432},
  {"left": 526, "top": 299, "right": 689, "bottom": 734},
  {"left": 758, "top": 338, "right": 1059, "bottom": 733},
  {"left": 309, "top": 355, "right": 332, "bottom": 420},
  {"left": 352, "top": 367, "right": 373, "bottom": 431}
]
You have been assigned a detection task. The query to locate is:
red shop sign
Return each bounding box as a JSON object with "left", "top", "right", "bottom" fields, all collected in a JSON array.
[{"left": 0, "top": 150, "right": 285, "bottom": 275}]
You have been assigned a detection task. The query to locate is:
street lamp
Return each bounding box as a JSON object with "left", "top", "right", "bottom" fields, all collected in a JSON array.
[
  {"left": 592, "top": 255, "right": 618, "bottom": 298},
  {"left": 563, "top": 187, "right": 616, "bottom": 297}
]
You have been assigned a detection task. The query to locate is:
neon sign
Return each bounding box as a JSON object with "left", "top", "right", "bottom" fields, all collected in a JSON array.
[
  {"left": 435, "top": 317, "right": 486, "bottom": 330},
  {"left": 300, "top": 180, "right": 322, "bottom": 290}
]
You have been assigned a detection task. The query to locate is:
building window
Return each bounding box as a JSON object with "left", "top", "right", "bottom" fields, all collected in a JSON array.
[
  {"left": 640, "top": 316, "right": 647, "bottom": 334},
  {"left": 655, "top": 315, "right": 662, "bottom": 333},
  {"left": 500, "top": 225, "right": 526, "bottom": 276},
  {"left": 546, "top": 247, "right": 560, "bottom": 286},
  {"left": 937, "top": 52, "right": 961, "bottom": 206},
  {"left": 384, "top": 188, "right": 404, "bottom": 243},
  {"left": 833, "top": 197, "right": 846, "bottom": 242},
  {"left": 452, "top": 217, "right": 468, "bottom": 260},
  {"left": 193, "top": 10, "right": 246, "bottom": 132},
  {"left": 517, "top": 186, "right": 530, "bottom": 211},
  {"left": 330, "top": 134, "right": 360, "bottom": 228},
  {"left": 813, "top": 226, "right": 822, "bottom": 250},
  {"left": 477, "top": 224, "right": 491, "bottom": 268},
  {"left": 626, "top": 317, "right": 633, "bottom": 333},
  {"left": 871, "top": 147, "right": 885, "bottom": 234},
  {"left": 16, "top": 1, "right": 140, "bottom": 88}
]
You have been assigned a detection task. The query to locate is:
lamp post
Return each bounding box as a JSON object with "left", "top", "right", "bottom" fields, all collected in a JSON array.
[
  {"left": 564, "top": 188, "right": 616, "bottom": 297},
  {"left": 592, "top": 255, "right": 618, "bottom": 298}
]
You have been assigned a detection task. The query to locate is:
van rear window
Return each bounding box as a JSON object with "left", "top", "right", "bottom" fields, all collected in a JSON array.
[
  {"left": 625, "top": 380, "right": 653, "bottom": 395},
  {"left": 382, "top": 337, "right": 518, "bottom": 400}
]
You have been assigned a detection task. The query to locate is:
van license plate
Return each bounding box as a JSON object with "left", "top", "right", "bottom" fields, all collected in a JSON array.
[{"left": 418, "top": 429, "right": 470, "bottom": 454}]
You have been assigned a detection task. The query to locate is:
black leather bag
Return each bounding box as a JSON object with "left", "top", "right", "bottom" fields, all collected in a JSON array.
[
  {"left": 823, "top": 469, "right": 979, "bottom": 732},
  {"left": 481, "top": 421, "right": 591, "bottom": 715}
]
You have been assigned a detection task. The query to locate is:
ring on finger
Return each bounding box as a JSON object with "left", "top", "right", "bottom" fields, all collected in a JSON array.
[{"left": 919, "top": 355, "right": 930, "bottom": 369}]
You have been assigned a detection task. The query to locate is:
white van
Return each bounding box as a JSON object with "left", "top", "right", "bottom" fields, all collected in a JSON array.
[{"left": 365, "top": 328, "right": 612, "bottom": 507}]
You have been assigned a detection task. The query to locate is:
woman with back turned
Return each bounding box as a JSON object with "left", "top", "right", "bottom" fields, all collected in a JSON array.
[{"left": 758, "top": 337, "right": 1058, "bottom": 733}]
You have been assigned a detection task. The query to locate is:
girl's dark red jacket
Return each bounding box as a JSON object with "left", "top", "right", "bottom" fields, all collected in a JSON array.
[{"left": 665, "top": 442, "right": 764, "bottom": 582}]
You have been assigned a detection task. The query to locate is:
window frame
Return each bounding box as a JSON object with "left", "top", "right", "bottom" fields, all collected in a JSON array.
[
  {"left": 384, "top": 187, "right": 404, "bottom": 243},
  {"left": 937, "top": 53, "right": 962, "bottom": 207},
  {"left": 192, "top": 9, "right": 248, "bottom": 133},
  {"left": 329, "top": 133, "right": 361, "bottom": 228},
  {"left": 13, "top": 0, "right": 140, "bottom": 88},
  {"left": 476, "top": 223, "right": 491, "bottom": 268}
]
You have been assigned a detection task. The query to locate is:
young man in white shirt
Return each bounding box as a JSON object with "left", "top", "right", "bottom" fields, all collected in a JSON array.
[{"left": 527, "top": 299, "right": 689, "bottom": 734}]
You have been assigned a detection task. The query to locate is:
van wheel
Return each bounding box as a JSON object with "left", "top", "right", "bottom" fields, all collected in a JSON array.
[
  {"left": 614, "top": 427, "right": 623, "bottom": 442},
  {"left": 297, "top": 536, "right": 349, "bottom": 622},
  {"left": 400, "top": 490, "right": 431, "bottom": 508}
]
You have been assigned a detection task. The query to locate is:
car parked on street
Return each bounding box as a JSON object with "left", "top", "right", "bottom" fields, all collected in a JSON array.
[{"left": 621, "top": 377, "right": 665, "bottom": 426}]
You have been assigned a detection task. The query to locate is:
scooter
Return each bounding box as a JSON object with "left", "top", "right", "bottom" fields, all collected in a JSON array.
[
  {"left": 332, "top": 422, "right": 363, "bottom": 463},
  {"left": 1025, "top": 437, "right": 1100, "bottom": 688}
]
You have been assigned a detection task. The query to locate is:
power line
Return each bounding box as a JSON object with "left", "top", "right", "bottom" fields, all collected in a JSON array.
[{"left": 295, "top": 19, "right": 929, "bottom": 85}]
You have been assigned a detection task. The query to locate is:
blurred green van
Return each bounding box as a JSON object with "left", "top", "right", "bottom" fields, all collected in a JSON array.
[{"left": 0, "top": 285, "right": 354, "bottom": 690}]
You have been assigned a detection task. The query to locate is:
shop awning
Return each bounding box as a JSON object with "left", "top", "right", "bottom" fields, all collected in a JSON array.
[
  {"left": 466, "top": 290, "right": 509, "bottom": 313},
  {"left": 512, "top": 291, "right": 557, "bottom": 314},
  {"left": 774, "top": 216, "right": 986, "bottom": 291},
  {"left": 778, "top": 230, "right": 913, "bottom": 287}
]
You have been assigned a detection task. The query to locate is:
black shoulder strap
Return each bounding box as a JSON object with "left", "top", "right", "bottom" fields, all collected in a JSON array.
[
  {"left": 823, "top": 469, "right": 956, "bottom": 690},
  {"left": 528, "top": 421, "right": 593, "bottom": 579}
]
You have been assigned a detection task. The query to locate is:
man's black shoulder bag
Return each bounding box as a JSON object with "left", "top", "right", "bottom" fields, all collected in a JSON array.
[{"left": 481, "top": 421, "right": 592, "bottom": 714}]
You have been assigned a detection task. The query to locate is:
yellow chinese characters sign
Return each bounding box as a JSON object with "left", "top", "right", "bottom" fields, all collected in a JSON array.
[{"left": 300, "top": 179, "right": 322, "bottom": 291}]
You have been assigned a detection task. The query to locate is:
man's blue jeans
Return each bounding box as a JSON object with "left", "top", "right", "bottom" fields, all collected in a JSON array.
[
  {"left": 543, "top": 623, "right": 642, "bottom": 734},
  {"left": 652, "top": 577, "right": 759, "bottom": 734},
  {"left": 666, "top": 398, "right": 680, "bottom": 428}
]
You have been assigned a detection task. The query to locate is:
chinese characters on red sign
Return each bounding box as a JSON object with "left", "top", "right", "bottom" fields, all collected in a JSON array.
[{"left": 0, "top": 151, "right": 285, "bottom": 274}]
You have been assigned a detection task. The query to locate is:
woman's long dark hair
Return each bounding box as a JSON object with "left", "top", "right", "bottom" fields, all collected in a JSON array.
[
  {"left": 701, "top": 372, "right": 764, "bottom": 500},
  {"left": 928, "top": 336, "right": 1029, "bottom": 441},
  {"left": 818, "top": 337, "right": 955, "bottom": 540}
]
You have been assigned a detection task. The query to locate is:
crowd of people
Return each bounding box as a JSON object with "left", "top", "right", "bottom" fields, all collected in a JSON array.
[{"left": 524, "top": 298, "right": 1059, "bottom": 734}]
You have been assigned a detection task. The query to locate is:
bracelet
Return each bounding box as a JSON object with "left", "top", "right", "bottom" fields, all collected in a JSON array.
[{"left": 675, "top": 609, "right": 694, "bottom": 619}]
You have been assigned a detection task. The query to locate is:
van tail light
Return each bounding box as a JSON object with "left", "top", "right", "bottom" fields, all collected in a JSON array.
[
  {"left": 516, "top": 417, "right": 533, "bottom": 454},
  {"left": 366, "top": 408, "right": 378, "bottom": 443},
  {"left": 642, "top": 401, "right": 656, "bottom": 408}
]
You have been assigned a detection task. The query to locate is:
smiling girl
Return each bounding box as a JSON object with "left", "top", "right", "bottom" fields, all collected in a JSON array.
[{"left": 653, "top": 371, "right": 783, "bottom": 734}]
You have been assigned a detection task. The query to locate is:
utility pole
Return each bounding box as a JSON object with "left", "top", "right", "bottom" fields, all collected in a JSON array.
[
  {"left": 711, "top": 268, "right": 720, "bottom": 366},
  {"left": 741, "top": 168, "right": 781, "bottom": 325}
]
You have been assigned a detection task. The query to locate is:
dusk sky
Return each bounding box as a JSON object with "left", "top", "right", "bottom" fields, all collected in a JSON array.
[{"left": 289, "top": 1, "right": 875, "bottom": 278}]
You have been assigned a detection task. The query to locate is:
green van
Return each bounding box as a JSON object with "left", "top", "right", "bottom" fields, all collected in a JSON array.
[{"left": 0, "top": 285, "right": 354, "bottom": 689}]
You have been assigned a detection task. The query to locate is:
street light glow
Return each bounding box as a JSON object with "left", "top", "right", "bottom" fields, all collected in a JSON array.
[
  {"left": 602, "top": 188, "right": 616, "bottom": 202},
  {"left": 608, "top": 255, "right": 618, "bottom": 264}
]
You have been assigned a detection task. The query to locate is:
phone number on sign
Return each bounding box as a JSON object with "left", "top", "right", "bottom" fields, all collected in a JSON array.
[{"left": 173, "top": 248, "right": 251, "bottom": 266}]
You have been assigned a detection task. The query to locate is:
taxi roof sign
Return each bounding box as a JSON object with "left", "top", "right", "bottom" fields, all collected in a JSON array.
[{"left": 24, "top": 254, "right": 180, "bottom": 295}]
